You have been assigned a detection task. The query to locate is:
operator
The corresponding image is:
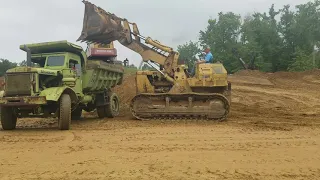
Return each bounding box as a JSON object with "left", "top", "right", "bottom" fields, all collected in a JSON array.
[
  {"left": 190, "top": 47, "right": 214, "bottom": 76},
  {"left": 196, "top": 47, "right": 213, "bottom": 64}
]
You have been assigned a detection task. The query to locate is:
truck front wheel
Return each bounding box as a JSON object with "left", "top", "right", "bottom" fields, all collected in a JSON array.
[
  {"left": 58, "top": 94, "right": 71, "bottom": 130},
  {"left": 1, "top": 107, "right": 17, "bottom": 130}
]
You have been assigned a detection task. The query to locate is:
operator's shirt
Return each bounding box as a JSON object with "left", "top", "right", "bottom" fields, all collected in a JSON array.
[{"left": 205, "top": 52, "right": 213, "bottom": 63}]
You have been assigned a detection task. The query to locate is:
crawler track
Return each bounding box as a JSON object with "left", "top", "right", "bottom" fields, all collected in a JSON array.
[{"left": 130, "top": 93, "right": 230, "bottom": 121}]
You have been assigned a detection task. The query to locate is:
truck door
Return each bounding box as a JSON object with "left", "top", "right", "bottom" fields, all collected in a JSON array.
[{"left": 69, "top": 59, "right": 83, "bottom": 95}]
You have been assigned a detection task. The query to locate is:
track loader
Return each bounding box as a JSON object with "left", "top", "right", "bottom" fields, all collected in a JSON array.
[{"left": 77, "top": 1, "right": 231, "bottom": 120}]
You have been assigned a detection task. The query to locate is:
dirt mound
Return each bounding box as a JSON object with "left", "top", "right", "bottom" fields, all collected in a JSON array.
[
  {"left": 232, "top": 69, "right": 320, "bottom": 88},
  {"left": 230, "top": 69, "right": 320, "bottom": 120},
  {"left": 112, "top": 74, "right": 136, "bottom": 116},
  {"left": 233, "top": 70, "right": 268, "bottom": 78},
  {"left": 233, "top": 69, "right": 320, "bottom": 81},
  {"left": 272, "top": 69, "right": 320, "bottom": 79},
  {"left": 111, "top": 69, "right": 320, "bottom": 122}
]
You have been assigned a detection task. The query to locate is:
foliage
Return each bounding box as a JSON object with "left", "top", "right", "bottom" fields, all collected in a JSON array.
[
  {"left": 178, "top": 0, "right": 320, "bottom": 73},
  {"left": 19, "top": 60, "right": 27, "bottom": 66},
  {"left": 199, "top": 12, "right": 242, "bottom": 73},
  {"left": 0, "top": 59, "right": 17, "bottom": 76},
  {"left": 177, "top": 41, "right": 201, "bottom": 69},
  {"left": 288, "top": 49, "right": 314, "bottom": 71},
  {"left": 18, "top": 60, "right": 37, "bottom": 67}
]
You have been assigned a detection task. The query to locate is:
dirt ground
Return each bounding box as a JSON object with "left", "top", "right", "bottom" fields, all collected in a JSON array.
[{"left": 1, "top": 70, "right": 320, "bottom": 180}]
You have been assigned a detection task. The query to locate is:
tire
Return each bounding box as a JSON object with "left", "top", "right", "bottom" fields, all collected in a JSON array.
[
  {"left": 1, "top": 107, "right": 17, "bottom": 130},
  {"left": 58, "top": 94, "right": 71, "bottom": 130},
  {"left": 96, "top": 106, "right": 106, "bottom": 119},
  {"left": 71, "top": 107, "right": 82, "bottom": 120},
  {"left": 105, "top": 92, "right": 120, "bottom": 118}
]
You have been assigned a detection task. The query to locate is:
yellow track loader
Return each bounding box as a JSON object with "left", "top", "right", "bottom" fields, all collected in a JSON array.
[{"left": 77, "top": 1, "right": 231, "bottom": 120}]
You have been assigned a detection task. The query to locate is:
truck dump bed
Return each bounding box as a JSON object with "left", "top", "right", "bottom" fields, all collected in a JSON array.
[{"left": 83, "top": 60, "right": 123, "bottom": 92}]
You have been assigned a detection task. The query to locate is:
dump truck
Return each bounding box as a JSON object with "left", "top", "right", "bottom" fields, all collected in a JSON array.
[
  {"left": 77, "top": 1, "right": 231, "bottom": 120},
  {"left": 0, "top": 40, "right": 124, "bottom": 130}
]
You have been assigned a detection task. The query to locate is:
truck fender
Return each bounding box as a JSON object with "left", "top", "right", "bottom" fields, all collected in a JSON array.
[{"left": 40, "top": 86, "right": 78, "bottom": 103}]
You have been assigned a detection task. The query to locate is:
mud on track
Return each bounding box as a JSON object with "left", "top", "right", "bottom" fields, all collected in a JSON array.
[{"left": 1, "top": 70, "right": 320, "bottom": 180}]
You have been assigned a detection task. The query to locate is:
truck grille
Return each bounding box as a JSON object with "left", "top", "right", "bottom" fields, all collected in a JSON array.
[{"left": 5, "top": 73, "right": 32, "bottom": 96}]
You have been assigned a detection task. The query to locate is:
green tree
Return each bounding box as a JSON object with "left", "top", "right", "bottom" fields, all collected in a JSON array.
[
  {"left": 19, "top": 60, "right": 27, "bottom": 66},
  {"left": 294, "top": 0, "right": 320, "bottom": 54},
  {"left": 280, "top": 1, "right": 320, "bottom": 70},
  {"left": 177, "top": 41, "right": 200, "bottom": 69},
  {"left": 278, "top": 5, "right": 297, "bottom": 70},
  {"left": 177, "top": 0, "right": 320, "bottom": 73},
  {"left": 0, "top": 59, "right": 17, "bottom": 76},
  {"left": 288, "top": 49, "right": 314, "bottom": 71},
  {"left": 241, "top": 5, "right": 283, "bottom": 72}
]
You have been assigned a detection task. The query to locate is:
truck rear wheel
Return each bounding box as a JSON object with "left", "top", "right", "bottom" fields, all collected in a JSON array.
[
  {"left": 58, "top": 94, "right": 71, "bottom": 130},
  {"left": 0, "top": 107, "right": 17, "bottom": 130},
  {"left": 105, "top": 92, "right": 120, "bottom": 118}
]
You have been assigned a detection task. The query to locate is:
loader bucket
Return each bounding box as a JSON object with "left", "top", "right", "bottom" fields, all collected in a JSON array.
[{"left": 77, "top": 0, "right": 124, "bottom": 44}]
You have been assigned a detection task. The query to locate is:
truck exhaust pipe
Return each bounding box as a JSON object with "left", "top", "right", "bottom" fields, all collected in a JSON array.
[
  {"left": 77, "top": 0, "right": 124, "bottom": 44},
  {"left": 23, "top": 45, "right": 32, "bottom": 67}
]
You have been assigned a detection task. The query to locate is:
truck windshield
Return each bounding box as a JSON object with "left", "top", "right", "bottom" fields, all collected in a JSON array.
[{"left": 46, "top": 56, "right": 65, "bottom": 66}]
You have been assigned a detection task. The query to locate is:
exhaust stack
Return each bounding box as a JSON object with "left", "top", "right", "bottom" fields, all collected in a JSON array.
[{"left": 22, "top": 45, "right": 32, "bottom": 67}]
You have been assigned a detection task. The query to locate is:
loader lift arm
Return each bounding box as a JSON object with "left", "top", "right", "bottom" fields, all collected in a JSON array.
[{"left": 77, "top": 0, "right": 179, "bottom": 77}]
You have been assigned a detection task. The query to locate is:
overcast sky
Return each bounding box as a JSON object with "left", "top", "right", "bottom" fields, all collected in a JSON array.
[{"left": 0, "top": 0, "right": 311, "bottom": 66}]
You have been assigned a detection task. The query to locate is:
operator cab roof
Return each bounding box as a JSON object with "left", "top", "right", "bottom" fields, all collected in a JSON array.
[
  {"left": 19, "top": 40, "right": 83, "bottom": 54},
  {"left": 19, "top": 40, "right": 87, "bottom": 67}
]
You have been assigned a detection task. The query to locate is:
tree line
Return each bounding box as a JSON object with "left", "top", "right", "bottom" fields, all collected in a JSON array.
[
  {"left": 0, "top": 59, "right": 18, "bottom": 76},
  {"left": 0, "top": 59, "right": 32, "bottom": 76},
  {"left": 177, "top": 0, "right": 320, "bottom": 73}
]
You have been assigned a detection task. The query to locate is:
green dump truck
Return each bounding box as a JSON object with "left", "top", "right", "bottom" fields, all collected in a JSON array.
[{"left": 0, "top": 40, "right": 124, "bottom": 130}]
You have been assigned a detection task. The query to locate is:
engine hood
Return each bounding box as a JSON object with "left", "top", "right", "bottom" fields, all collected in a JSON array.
[{"left": 6, "top": 67, "right": 60, "bottom": 76}]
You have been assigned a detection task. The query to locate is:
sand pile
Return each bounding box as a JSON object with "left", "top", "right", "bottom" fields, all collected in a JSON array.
[
  {"left": 112, "top": 75, "right": 137, "bottom": 116},
  {"left": 233, "top": 70, "right": 269, "bottom": 78},
  {"left": 106, "top": 69, "right": 320, "bottom": 118}
]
